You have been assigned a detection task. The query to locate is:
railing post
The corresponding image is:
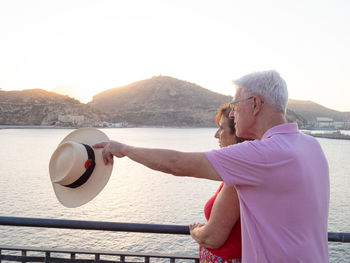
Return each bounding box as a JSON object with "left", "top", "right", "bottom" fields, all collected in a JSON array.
[
  {"left": 71, "top": 252, "right": 76, "bottom": 260},
  {"left": 120, "top": 255, "right": 125, "bottom": 263},
  {"left": 45, "top": 251, "right": 50, "bottom": 263},
  {"left": 145, "top": 256, "right": 150, "bottom": 263},
  {"left": 21, "top": 250, "right": 26, "bottom": 263},
  {"left": 95, "top": 253, "right": 100, "bottom": 262}
]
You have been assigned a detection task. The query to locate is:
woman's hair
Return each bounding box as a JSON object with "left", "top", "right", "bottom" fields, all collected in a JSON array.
[
  {"left": 233, "top": 70, "right": 288, "bottom": 113},
  {"left": 215, "top": 103, "right": 245, "bottom": 143}
]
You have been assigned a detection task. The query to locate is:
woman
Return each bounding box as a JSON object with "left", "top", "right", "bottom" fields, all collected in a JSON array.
[{"left": 189, "top": 103, "right": 246, "bottom": 263}]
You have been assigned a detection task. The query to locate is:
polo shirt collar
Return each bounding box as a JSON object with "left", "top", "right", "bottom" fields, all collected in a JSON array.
[{"left": 261, "top": 123, "right": 299, "bottom": 140}]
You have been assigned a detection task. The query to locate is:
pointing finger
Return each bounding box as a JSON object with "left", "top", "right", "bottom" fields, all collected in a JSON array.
[{"left": 93, "top": 142, "right": 108, "bottom": 148}]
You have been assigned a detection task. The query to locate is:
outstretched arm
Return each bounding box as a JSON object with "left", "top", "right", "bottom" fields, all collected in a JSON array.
[
  {"left": 189, "top": 184, "right": 240, "bottom": 249},
  {"left": 93, "top": 141, "right": 222, "bottom": 181}
]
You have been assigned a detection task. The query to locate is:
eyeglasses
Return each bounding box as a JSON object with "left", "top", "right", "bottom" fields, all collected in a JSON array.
[{"left": 229, "top": 96, "right": 254, "bottom": 111}]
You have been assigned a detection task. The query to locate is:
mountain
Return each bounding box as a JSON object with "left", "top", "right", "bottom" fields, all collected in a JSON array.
[
  {"left": 0, "top": 89, "right": 108, "bottom": 126},
  {"left": 287, "top": 99, "right": 350, "bottom": 122},
  {"left": 89, "top": 75, "right": 307, "bottom": 127},
  {"left": 89, "top": 76, "right": 233, "bottom": 127},
  {"left": 1, "top": 77, "right": 346, "bottom": 128}
]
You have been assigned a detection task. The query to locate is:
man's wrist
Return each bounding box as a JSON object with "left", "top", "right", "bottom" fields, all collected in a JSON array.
[{"left": 120, "top": 144, "right": 132, "bottom": 157}]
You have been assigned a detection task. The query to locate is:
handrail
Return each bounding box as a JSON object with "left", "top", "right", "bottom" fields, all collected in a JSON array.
[
  {"left": 0, "top": 216, "right": 189, "bottom": 234},
  {"left": 328, "top": 232, "right": 350, "bottom": 243},
  {"left": 0, "top": 216, "right": 349, "bottom": 243}
]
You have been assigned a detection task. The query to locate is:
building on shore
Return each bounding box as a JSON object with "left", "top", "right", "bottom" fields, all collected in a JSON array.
[
  {"left": 316, "top": 117, "right": 334, "bottom": 129},
  {"left": 308, "top": 117, "right": 350, "bottom": 130},
  {"left": 58, "top": 115, "right": 85, "bottom": 125},
  {"left": 102, "top": 121, "right": 129, "bottom": 128}
]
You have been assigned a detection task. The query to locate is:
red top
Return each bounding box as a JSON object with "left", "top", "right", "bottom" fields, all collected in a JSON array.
[{"left": 204, "top": 182, "right": 242, "bottom": 259}]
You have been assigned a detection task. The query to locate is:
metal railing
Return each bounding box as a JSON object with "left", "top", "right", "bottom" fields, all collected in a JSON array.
[
  {"left": 0, "top": 216, "right": 349, "bottom": 262},
  {"left": 0, "top": 245, "right": 198, "bottom": 263}
]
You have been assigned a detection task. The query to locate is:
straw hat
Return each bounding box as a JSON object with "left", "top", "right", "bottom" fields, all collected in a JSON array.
[{"left": 49, "top": 128, "right": 113, "bottom": 208}]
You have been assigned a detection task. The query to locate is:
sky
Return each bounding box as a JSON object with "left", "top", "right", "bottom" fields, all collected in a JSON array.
[{"left": 0, "top": 0, "right": 349, "bottom": 111}]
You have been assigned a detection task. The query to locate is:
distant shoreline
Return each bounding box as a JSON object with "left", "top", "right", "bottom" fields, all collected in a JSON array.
[
  {"left": 0, "top": 125, "right": 71, "bottom": 129},
  {"left": 304, "top": 132, "right": 350, "bottom": 140},
  {"left": 2, "top": 126, "right": 350, "bottom": 139},
  {"left": 0, "top": 125, "right": 215, "bottom": 130}
]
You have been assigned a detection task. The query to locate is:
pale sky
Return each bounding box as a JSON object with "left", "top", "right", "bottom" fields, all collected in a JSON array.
[{"left": 0, "top": 0, "right": 349, "bottom": 111}]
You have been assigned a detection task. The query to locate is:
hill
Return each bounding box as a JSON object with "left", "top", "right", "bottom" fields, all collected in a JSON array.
[
  {"left": 89, "top": 76, "right": 233, "bottom": 127},
  {"left": 287, "top": 99, "right": 350, "bottom": 122},
  {"left": 2, "top": 77, "right": 346, "bottom": 128},
  {"left": 0, "top": 89, "right": 108, "bottom": 126},
  {"left": 89, "top": 76, "right": 312, "bottom": 127},
  {"left": 89, "top": 75, "right": 307, "bottom": 127}
]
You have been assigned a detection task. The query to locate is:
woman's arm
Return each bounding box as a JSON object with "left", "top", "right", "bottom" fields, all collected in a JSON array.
[{"left": 189, "top": 184, "right": 240, "bottom": 249}]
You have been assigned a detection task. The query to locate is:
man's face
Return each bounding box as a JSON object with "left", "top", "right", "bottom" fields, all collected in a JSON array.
[{"left": 230, "top": 89, "right": 254, "bottom": 138}]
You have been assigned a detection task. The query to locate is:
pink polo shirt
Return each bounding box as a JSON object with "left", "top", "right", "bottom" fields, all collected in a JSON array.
[{"left": 205, "top": 123, "right": 329, "bottom": 263}]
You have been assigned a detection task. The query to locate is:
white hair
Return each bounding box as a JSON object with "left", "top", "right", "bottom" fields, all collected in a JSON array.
[{"left": 233, "top": 70, "right": 288, "bottom": 113}]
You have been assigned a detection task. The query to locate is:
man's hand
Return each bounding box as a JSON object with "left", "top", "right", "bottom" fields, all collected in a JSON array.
[{"left": 93, "top": 141, "right": 128, "bottom": 165}]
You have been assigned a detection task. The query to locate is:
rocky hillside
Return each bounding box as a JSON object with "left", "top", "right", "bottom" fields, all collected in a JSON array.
[
  {"left": 89, "top": 76, "right": 307, "bottom": 127},
  {"left": 286, "top": 108, "right": 307, "bottom": 127},
  {"left": 2, "top": 76, "right": 343, "bottom": 128},
  {"left": 287, "top": 99, "right": 350, "bottom": 122},
  {"left": 0, "top": 89, "right": 108, "bottom": 126},
  {"left": 89, "top": 76, "right": 233, "bottom": 127}
]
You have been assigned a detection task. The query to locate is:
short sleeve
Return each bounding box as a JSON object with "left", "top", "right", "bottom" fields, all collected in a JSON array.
[{"left": 205, "top": 141, "right": 266, "bottom": 186}]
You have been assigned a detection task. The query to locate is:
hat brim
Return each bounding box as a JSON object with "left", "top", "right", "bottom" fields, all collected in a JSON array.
[{"left": 50, "top": 128, "right": 113, "bottom": 208}]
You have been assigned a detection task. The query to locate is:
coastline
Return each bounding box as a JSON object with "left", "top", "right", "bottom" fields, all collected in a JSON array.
[
  {"left": 303, "top": 131, "right": 350, "bottom": 140},
  {"left": 0, "top": 125, "right": 68, "bottom": 129},
  {"left": 2, "top": 125, "right": 350, "bottom": 140},
  {"left": 0, "top": 125, "right": 216, "bottom": 130}
]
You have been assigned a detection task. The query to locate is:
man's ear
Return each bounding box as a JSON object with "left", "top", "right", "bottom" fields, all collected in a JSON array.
[{"left": 252, "top": 97, "right": 262, "bottom": 115}]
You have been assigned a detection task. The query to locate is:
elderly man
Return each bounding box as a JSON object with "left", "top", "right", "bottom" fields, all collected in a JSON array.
[{"left": 94, "top": 70, "right": 329, "bottom": 263}]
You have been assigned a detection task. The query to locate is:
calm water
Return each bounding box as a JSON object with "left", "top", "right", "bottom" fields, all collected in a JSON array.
[{"left": 0, "top": 128, "right": 349, "bottom": 262}]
